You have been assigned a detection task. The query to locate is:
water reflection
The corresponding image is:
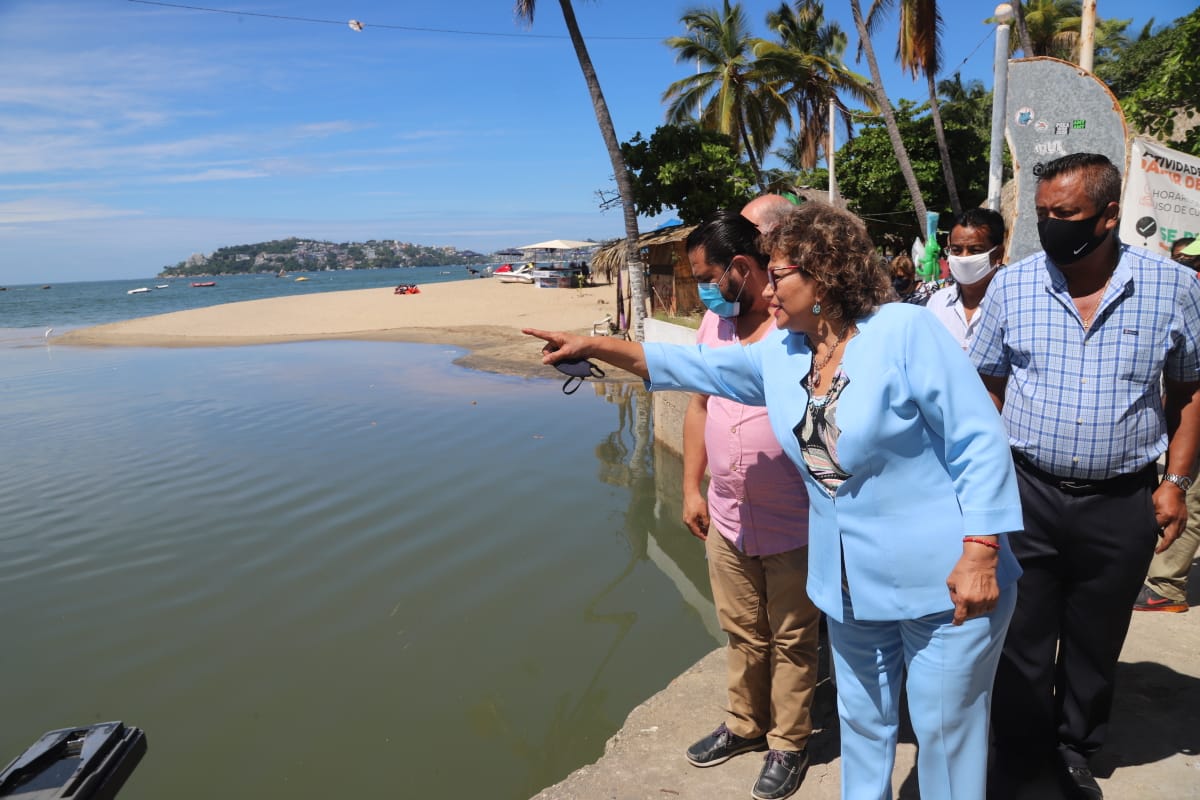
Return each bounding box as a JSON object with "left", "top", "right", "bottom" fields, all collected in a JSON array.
[{"left": 0, "top": 345, "right": 719, "bottom": 800}]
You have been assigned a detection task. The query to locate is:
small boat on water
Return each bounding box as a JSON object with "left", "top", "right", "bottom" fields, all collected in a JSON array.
[
  {"left": 155, "top": 284, "right": 169, "bottom": 289},
  {"left": 191, "top": 281, "right": 216, "bottom": 288},
  {"left": 127, "top": 287, "right": 150, "bottom": 295},
  {"left": 294, "top": 276, "right": 309, "bottom": 282}
]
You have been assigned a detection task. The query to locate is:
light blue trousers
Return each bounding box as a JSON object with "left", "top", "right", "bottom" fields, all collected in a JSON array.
[{"left": 827, "top": 588, "right": 1015, "bottom": 800}]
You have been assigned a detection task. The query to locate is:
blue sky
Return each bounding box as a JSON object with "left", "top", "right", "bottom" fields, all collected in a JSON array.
[{"left": 0, "top": 0, "right": 1186, "bottom": 283}]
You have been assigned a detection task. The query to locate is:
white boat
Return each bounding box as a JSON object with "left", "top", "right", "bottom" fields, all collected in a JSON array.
[
  {"left": 496, "top": 263, "right": 535, "bottom": 284},
  {"left": 155, "top": 284, "right": 169, "bottom": 289},
  {"left": 127, "top": 287, "right": 150, "bottom": 294}
]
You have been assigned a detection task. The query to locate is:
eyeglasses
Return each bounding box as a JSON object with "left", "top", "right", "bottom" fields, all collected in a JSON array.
[{"left": 766, "top": 266, "right": 803, "bottom": 291}]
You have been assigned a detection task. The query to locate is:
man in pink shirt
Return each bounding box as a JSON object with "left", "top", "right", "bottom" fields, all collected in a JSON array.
[{"left": 682, "top": 203, "right": 820, "bottom": 800}]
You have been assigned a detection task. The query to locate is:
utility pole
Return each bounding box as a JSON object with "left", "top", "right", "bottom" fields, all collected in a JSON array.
[{"left": 987, "top": 3, "right": 1014, "bottom": 212}]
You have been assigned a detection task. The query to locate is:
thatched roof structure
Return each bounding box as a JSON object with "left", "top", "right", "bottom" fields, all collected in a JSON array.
[{"left": 590, "top": 224, "right": 698, "bottom": 275}]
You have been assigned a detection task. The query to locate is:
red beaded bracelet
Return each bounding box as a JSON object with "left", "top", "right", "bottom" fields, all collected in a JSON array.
[{"left": 963, "top": 536, "right": 1001, "bottom": 550}]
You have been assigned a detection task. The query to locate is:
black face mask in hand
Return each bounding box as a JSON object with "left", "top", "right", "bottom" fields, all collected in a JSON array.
[
  {"left": 553, "top": 357, "right": 605, "bottom": 395},
  {"left": 1037, "top": 212, "right": 1109, "bottom": 266}
]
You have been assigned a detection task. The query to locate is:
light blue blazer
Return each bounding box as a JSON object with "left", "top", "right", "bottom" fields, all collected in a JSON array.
[{"left": 644, "top": 302, "right": 1022, "bottom": 622}]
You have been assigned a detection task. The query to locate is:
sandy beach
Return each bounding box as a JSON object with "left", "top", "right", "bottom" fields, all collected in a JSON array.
[{"left": 53, "top": 279, "right": 635, "bottom": 378}]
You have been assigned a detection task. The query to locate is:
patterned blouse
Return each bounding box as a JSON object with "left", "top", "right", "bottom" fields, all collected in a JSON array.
[{"left": 794, "top": 370, "right": 852, "bottom": 496}]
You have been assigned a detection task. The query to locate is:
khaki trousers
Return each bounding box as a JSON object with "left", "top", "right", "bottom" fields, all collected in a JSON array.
[
  {"left": 705, "top": 531, "right": 821, "bottom": 751},
  {"left": 1146, "top": 479, "right": 1200, "bottom": 602}
]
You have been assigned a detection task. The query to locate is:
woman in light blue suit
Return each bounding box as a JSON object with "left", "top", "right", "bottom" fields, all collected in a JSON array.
[{"left": 526, "top": 203, "right": 1021, "bottom": 800}]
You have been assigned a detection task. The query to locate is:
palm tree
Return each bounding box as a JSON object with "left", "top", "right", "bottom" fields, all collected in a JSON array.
[
  {"left": 755, "top": 1, "right": 875, "bottom": 173},
  {"left": 514, "top": 0, "right": 647, "bottom": 340},
  {"left": 1012, "top": 0, "right": 1035, "bottom": 56},
  {"left": 865, "top": 0, "right": 961, "bottom": 215},
  {"left": 1018, "top": 0, "right": 1081, "bottom": 59},
  {"left": 662, "top": 2, "right": 779, "bottom": 188},
  {"left": 848, "top": 0, "right": 928, "bottom": 229}
]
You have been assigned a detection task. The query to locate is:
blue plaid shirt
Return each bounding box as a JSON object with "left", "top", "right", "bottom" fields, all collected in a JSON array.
[{"left": 970, "top": 243, "right": 1200, "bottom": 479}]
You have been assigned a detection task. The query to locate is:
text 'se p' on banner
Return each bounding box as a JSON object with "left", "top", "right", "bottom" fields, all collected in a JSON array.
[{"left": 1120, "top": 138, "right": 1200, "bottom": 257}]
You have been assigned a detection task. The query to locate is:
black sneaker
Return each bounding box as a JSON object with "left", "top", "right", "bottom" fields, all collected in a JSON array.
[
  {"left": 751, "top": 749, "right": 808, "bottom": 800},
  {"left": 684, "top": 723, "right": 767, "bottom": 767},
  {"left": 1133, "top": 584, "right": 1188, "bottom": 613}
]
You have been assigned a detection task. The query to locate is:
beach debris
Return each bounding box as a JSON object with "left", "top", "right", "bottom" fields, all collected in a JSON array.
[{"left": 348, "top": 19, "right": 364, "bottom": 31}]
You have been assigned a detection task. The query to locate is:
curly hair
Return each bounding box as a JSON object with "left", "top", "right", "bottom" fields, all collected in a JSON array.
[{"left": 760, "top": 202, "right": 891, "bottom": 322}]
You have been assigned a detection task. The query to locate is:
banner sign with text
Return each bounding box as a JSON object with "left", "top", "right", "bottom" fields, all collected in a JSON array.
[{"left": 1119, "top": 138, "right": 1200, "bottom": 257}]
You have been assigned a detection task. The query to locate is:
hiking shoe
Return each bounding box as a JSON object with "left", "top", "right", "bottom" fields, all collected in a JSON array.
[
  {"left": 685, "top": 723, "right": 766, "bottom": 767},
  {"left": 1133, "top": 584, "right": 1188, "bottom": 613},
  {"left": 752, "top": 749, "right": 809, "bottom": 800}
]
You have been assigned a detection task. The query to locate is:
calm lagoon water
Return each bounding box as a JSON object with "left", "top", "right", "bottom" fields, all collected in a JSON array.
[{"left": 0, "top": 337, "right": 719, "bottom": 799}]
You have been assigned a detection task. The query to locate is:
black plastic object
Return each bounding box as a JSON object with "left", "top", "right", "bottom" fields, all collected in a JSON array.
[
  {"left": 553, "top": 358, "right": 605, "bottom": 395},
  {"left": 0, "top": 721, "right": 146, "bottom": 800}
]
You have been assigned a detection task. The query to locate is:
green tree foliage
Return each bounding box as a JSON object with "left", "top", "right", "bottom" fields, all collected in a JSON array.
[
  {"left": 620, "top": 125, "right": 756, "bottom": 224},
  {"left": 1097, "top": 9, "right": 1200, "bottom": 157},
  {"left": 663, "top": 1, "right": 778, "bottom": 186},
  {"left": 836, "top": 98, "right": 989, "bottom": 244},
  {"left": 756, "top": 1, "right": 874, "bottom": 170}
]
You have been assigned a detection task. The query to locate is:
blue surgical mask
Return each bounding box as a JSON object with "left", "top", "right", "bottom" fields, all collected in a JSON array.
[
  {"left": 698, "top": 283, "right": 740, "bottom": 318},
  {"left": 697, "top": 260, "right": 744, "bottom": 318}
]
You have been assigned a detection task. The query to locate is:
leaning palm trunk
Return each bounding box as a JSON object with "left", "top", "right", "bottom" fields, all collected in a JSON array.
[
  {"left": 520, "top": 0, "right": 647, "bottom": 340},
  {"left": 927, "top": 72, "right": 961, "bottom": 215},
  {"left": 849, "top": 0, "right": 929, "bottom": 229},
  {"left": 557, "top": 0, "right": 646, "bottom": 341},
  {"left": 736, "top": 115, "right": 767, "bottom": 191},
  {"left": 1013, "top": 0, "right": 1034, "bottom": 56}
]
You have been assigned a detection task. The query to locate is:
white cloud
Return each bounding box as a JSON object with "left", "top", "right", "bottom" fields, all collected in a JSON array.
[{"left": 0, "top": 198, "right": 141, "bottom": 225}]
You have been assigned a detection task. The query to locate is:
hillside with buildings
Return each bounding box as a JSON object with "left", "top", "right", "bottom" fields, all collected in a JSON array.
[{"left": 159, "top": 238, "right": 490, "bottom": 277}]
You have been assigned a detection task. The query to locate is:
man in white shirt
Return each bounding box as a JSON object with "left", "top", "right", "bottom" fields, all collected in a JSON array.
[{"left": 928, "top": 208, "right": 1006, "bottom": 350}]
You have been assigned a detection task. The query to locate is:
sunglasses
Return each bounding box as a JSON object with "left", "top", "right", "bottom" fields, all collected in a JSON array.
[{"left": 766, "top": 266, "right": 803, "bottom": 291}]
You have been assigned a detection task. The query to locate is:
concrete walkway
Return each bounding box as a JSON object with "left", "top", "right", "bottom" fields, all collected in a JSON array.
[{"left": 533, "top": 576, "right": 1200, "bottom": 799}]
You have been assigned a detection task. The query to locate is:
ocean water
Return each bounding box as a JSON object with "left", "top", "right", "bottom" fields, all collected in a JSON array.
[
  {"left": 0, "top": 317, "right": 719, "bottom": 798},
  {"left": 0, "top": 265, "right": 486, "bottom": 332}
]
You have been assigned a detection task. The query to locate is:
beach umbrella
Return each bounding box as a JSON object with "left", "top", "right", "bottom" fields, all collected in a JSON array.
[{"left": 515, "top": 239, "right": 597, "bottom": 251}]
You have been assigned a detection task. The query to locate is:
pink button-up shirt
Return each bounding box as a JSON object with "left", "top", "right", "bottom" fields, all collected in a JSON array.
[{"left": 697, "top": 311, "right": 811, "bottom": 556}]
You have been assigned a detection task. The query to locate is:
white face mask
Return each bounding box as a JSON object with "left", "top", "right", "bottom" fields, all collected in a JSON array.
[{"left": 948, "top": 248, "right": 998, "bottom": 285}]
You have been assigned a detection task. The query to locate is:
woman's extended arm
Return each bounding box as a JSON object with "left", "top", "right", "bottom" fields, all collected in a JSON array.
[{"left": 523, "top": 328, "right": 649, "bottom": 379}]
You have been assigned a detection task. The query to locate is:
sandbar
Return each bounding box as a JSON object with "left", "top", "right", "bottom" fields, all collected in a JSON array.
[{"left": 53, "top": 279, "right": 635, "bottom": 379}]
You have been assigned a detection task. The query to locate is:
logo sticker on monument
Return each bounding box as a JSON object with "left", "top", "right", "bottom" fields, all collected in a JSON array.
[
  {"left": 1055, "top": 122, "right": 1071, "bottom": 135},
  {"left": 1015, "top": 107, "right": 1035, "bottom": 126},
  {"left": 1072, "top": 119, "right": 1087, "bottom": 130},
  {"left": 1035, "top": 120, "right": 1050, "bottom": 133}
]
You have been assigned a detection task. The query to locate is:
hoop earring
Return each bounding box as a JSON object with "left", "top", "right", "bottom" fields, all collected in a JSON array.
[{"left": 812, "top": 302, "right": 822, "bottom": 315}]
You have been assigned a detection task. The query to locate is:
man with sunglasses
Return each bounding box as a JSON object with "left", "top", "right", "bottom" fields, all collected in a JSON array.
[{"left": 680, "top": 204, "right": 820, "bottom": 800}]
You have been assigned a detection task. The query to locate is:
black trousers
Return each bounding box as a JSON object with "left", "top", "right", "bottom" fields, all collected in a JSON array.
[{"left": 990, "top": 462, "right": 1158, "bottom": 778}]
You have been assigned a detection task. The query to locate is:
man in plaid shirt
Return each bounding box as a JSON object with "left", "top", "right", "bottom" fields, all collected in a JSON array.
[{"left": 970, "top": 153, "right": 1200, "bottom": 800}]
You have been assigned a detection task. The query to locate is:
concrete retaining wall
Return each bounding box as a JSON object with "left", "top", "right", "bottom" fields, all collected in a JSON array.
[{"left": 643, "top": 318, "right": 696, "bottom": 457}]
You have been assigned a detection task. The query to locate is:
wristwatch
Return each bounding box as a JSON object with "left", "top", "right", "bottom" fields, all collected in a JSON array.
[{"left": 1161, "top": 473, "right": 1194, "bottom": 492}]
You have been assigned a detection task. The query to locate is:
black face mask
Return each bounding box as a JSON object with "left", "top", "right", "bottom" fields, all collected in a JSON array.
[{"left": 1037, "top": 212, "right": 1109, "bottom": 266}]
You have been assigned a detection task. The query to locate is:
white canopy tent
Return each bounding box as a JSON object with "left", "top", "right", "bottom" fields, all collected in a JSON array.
[{"left": 515, "top": 239, "right": 598, "bottom": 251}]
